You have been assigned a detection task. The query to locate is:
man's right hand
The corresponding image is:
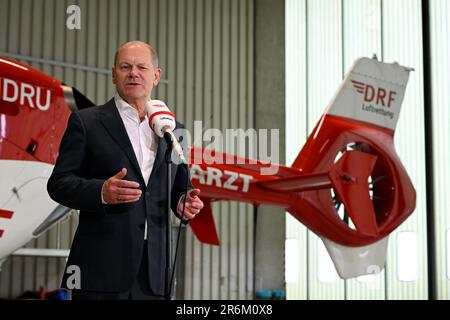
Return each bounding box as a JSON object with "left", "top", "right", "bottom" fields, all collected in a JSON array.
[{"left": 102, "top": 168, "right": 142, "bottom": 204}]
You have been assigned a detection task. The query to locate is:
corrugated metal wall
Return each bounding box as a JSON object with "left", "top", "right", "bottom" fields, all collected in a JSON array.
[
  {"left": 286, "top": 0, "right": 429, "bottom": 299},
  {"left": 0, "top": 215, "right": 78, "bottom": 299},
  {"left": 0, "top": 0, "right": 255, "bottom": 299},
  {"left": 430, "top": 0, "right": 450, "bottom": 300},
  {"left": 181, "top": 0, "right": 255, "bottom": 300}
]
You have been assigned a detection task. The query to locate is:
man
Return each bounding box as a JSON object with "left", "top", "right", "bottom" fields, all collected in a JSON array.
[{"left": 47, "top": 41, "right": 203, "bottom": 300}]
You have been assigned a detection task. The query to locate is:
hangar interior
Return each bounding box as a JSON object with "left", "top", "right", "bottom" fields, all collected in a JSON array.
[{"left": 0, "top": 0, "right": 449, "bottom": 300}]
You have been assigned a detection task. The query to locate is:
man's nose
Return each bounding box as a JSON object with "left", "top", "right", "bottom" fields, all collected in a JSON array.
[{"left": 128, "top": 66, "right": 139, "bottom": 77}]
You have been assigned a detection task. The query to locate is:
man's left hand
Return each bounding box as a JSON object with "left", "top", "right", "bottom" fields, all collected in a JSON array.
[{"left": 178, "top": 188, "right": 203, "bottom": 220}]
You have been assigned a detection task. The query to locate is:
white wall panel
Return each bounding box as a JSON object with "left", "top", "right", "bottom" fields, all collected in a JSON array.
[
  {"left": 382, "top": 0, "right": 428, "bottom": 300},
  {"left": 306, "top": 0, "right": 345, "bottom": 300},
  {"left": 286, "top": 0, "right": 430, "bottom": 300},
  {"left": 343, "top": 0, "right": 385, "bottom": 300},
  {"left": 430, "top": 0, "right": 450, "bottom": 300},
  {"left": 285, "top": 0, "right": 308, "bottom": 300}
]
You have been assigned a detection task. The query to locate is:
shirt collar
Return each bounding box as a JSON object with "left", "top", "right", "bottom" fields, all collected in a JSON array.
[{"left": 114, "top": 93, "right": 148, "bottom": 124}]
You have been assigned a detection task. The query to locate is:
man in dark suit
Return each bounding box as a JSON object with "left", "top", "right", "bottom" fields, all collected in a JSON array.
[{"left": 47, "top": 41, "right": 203, "bottom": 300}]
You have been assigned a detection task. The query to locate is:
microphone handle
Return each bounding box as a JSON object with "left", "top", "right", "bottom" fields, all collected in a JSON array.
[{"left": 163, "top": 130, "right": 187, "bottom": 164}]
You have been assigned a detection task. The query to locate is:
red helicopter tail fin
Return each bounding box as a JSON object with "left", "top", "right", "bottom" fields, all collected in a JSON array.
[
  {"left": 292, "top": 57, "right": 412, "bottom": 171},
  {"left": 188, "top": 200, "right": 220, "bottom": 245},
  {"left": 284, "top": 57, "right": 416, "bottom": 248}
]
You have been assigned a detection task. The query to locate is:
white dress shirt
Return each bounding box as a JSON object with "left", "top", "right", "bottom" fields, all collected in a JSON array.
[{"left": 114, "top": 93, "right": 158, "bottom": 239}]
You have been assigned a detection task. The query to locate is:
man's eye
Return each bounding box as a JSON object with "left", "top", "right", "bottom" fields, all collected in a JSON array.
[
  {"left": 138, "top": 66, "right": 148, "bottom": 70},
  {"left": 121, "top": 65, "right": 130, "bottom": 70}
]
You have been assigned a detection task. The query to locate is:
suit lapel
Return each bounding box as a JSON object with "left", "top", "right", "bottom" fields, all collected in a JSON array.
[{"left": 98, "top": 99, "right": 145, "bottom": 184}]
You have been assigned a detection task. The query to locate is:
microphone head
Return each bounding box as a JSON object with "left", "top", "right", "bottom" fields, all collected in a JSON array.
[{"left": 145, "top": 99, "right": 176, "bottom": 137}]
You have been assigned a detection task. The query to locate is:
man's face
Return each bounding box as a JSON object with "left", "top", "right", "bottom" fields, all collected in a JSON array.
[{"left": 112, "top": 43, "right": 161, "bottom": 106}]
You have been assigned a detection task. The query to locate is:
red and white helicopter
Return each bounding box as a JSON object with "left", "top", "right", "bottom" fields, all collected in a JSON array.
[{"left": 0, "top": 55, "right": 415, "bottom": 279}]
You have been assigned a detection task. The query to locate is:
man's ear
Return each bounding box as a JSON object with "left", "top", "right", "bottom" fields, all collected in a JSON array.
[
  {"left": 112, "top": 67, "right": 117, "bottom": 85},
  {"left": 153, "top": 68, "right": 162, "bottom": 86}
]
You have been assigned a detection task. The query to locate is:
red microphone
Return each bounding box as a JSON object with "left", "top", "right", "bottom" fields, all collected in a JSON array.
[{"left": 145, "top": 99, "right": 187, "bottom": 164}]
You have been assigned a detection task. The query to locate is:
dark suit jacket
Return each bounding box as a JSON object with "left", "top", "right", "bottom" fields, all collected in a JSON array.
[{"left": 47, "top": 98, "right": 191, "bottom": 295}]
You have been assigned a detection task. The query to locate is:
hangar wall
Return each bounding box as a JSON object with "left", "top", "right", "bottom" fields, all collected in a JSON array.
[
  {"left": 0, "top": 0, "right": 255, "bottom": 299},
  {"left": 3, "top": 0, "right": 445, "bottom": 301},
  {"left": 429, "top": 0, "right": 450, "bottom": 300},
  {"left": 286, "top": 0, "right": 450, "bottom": 300}
]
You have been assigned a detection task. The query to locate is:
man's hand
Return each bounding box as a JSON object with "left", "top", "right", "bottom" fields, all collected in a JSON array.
[
  {"left": 102, "top": 168, "right": 142, "bottom": 204},
  {"left": 177, "top": 188, "right": 204, "bottom": 220}
]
